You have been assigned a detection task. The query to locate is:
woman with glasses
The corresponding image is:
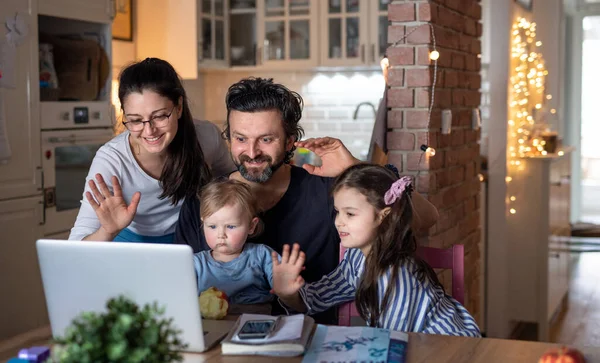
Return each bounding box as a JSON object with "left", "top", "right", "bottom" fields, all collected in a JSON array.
[{"left": 68, "top": 58, "right": 235, "bottom": 243}]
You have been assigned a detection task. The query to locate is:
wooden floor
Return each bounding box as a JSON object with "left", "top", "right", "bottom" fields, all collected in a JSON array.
[{"left": 550, "top": 252, "right": 600, "bottom": 346}]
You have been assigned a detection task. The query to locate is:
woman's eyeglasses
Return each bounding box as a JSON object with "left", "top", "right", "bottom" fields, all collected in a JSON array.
[{"left": 122, "top": 106, "right": 176, "bottom": 132}]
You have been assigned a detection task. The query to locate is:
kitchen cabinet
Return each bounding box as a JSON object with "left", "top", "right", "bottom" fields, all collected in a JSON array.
[
  {"left": 507, "top": 149, "right": 572, "bottom": 342},
  {"left": 0, "top": 196, "right": 48, "bottom": 341},
  {"left": 199, "top": 0, "right": 229, "bottom": 68},
  {"left": 38, "top": 0, "right": 114, "bottom": 24},
  {"left": 137, "top": 0, "right": 384, "bottom": 72},
  {"left": 320, "top": 0, "right": 388, "bottom": 67},
  {"left": 0, "top": 0, "right": 42, "bottom": 201}
]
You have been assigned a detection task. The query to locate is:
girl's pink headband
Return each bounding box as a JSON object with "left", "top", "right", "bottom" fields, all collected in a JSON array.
[{"left": 384, "top": 176, "right": 413, "bottom": 205}]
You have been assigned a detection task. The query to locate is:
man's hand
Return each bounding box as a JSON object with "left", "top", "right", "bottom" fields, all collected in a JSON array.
[
  {"left": 272, "top": 244, "right": 306, "bottom": 298},
  {"left": 295, "top": 137, "right": 359, "bottom": 177}
]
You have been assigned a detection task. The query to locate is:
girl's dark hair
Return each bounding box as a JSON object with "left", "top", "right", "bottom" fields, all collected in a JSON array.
[
  {"left": 332, "top": 164, "right": 442, "bottom": 327},
  {"left": 223, "top": 77, "right": 304, "bottom": 164},
  {"left": 118, "top": 58, "right": 211, "bottom": 205}
]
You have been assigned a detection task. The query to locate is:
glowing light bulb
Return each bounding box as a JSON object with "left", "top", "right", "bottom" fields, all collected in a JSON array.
[
  {"left": 506, "top": 176, "right": 513, "bottom": 182},
  {"left": 510, "top": 196, "right": 516, "bottom": 201},
  {"left": 510, "top": 208, "right": 517, "bottom": 214},
  {"left": 546, "top": 94, "right": 552, "bottom": 100},
  {"left": 558, "top": 151, "right": 564, "bottom": 156},
  {"left": 420, "top": 144, "right": 436, "bottom": 156},
  {"left": 429, "top": 50, "right": 440, "bottom": 60},
  {"left": 550, "top": 109, "right": 557, "bottom": 114}
]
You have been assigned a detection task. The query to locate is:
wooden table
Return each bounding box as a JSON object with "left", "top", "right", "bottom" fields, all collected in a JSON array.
[
  {"left": 3, "top": 327, "right": 600, "bottom": 363},
  {"left": 178, "top": 333, "right": 600, "bottom": 363}
]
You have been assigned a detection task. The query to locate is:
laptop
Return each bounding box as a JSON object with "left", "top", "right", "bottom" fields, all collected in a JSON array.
[{"left": 36, "top": 239, "right": 234, "bottom": 352}]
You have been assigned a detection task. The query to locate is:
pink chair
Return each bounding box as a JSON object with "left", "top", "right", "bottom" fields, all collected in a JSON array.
[{"left": 338, "top": 244, "right": 465, "bottom": 326}]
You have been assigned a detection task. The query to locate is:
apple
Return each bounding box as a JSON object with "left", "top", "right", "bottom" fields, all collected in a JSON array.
[
  {"left": 538, "top": 347, "right": 586, "bottom": 363},
  {"left": 199, "top": 287, "right": 229, "bottom": 320}
]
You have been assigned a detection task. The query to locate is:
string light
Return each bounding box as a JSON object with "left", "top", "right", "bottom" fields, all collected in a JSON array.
[
  {"left": 383, "top": 23, "right": 439, "bottom": 161},
  {"left": 507, "top": 17, "right": 553, "bottom": 216}
]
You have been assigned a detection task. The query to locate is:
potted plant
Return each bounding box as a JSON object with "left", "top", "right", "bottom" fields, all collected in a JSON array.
[{"left": 52, "top": 295, "right": 187, "bottom": 362}]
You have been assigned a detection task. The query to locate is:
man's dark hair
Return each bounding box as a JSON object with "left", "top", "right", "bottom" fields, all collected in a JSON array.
[{"left": 223, "top": 77, "right": 305, "bottom": 164}]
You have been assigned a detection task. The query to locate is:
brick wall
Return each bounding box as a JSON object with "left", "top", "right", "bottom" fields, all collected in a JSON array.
[{"left": 386, "top": 0, "right": 483, "bottom": 324}]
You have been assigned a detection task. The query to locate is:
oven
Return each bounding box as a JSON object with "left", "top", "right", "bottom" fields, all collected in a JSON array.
[{"left": 40, "top": 128, "right": 114, "bottom": 236}]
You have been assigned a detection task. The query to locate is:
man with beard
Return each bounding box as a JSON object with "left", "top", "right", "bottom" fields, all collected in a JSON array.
[{"left": 174, "top": 77, "right": 439, "bottom": 324}]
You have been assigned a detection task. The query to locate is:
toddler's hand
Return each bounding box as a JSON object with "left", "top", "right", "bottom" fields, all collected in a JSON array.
[{"left": 272, "top": 243, "right": 305, "bottom": 298}]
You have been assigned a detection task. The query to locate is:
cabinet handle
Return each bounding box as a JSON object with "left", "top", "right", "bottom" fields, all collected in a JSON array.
[
  {"left": 361, "top": 44, "right": 365, "bottom": 63},
  {"left": 371, "top": 44, "right": 376, "bottom": 64}
]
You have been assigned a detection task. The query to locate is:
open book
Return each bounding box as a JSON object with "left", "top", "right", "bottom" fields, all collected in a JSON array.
[
  {"left": 220, "top": 313, "right": 315, "bottom": 357},
  {"left": 302, "top": 325, "right": 409, "bottom": 363}
]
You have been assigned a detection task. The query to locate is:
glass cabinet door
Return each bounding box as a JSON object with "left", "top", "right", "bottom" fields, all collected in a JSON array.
[
  {"left": 370, "top": 0, "right": 389, "bottom": 65},
  {"left": 320, "top": 0, "right": 369, "bottom": 66},
  {"left": 230, "top": 0, "right": 258, "bottom": 66},
  {"left": 260, "top": 0, "right": 317, "bottom": 67},
  {"left": 199, "top": 0, "right": 229, "bottom": 67}
]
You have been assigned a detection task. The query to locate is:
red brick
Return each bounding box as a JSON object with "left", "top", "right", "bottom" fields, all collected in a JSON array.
[
  {"left": 415, "top": 47, "right": 432, "bottom": 66},
  {"left": 464, "top": 19, "right": 478, "bottom": 36},
  {"left": 388, "top": 88, "right": 414, "bottom": 108},
  {"left": 450, "top": 165, "right": 466, "bottom": 184},
  {"left": 459, "top": 34, "right": 472, "bottom": 52},
  {"left": 438, "top": 133, "right": 451, "bottom": 148},
  {"left": 406, "top": 68, "right": 432, "bottom": 87},
  {"left": 407, "top": 25, "right": 432, "bottom": 44},
  {"left": 451, "top": 129, "right": 465, "bottom": 146},
  {"left": 468, "top": 73, "right": 482, "bottom": 89},
  {"left": 407, "top": 151, "right": 444, "bottom": 171},
  {"left": 477, "top": 22, "right": 483, "bottom": 37},
  {"left": 465, "top": 160, "right": 475, "bottom": 178},
  {"left": 464, "top": 129, "right": 479, "bottom": 143},
  {"left": 464, "top": 194, "right": 477, "bottom": 214},
  {"left": 466, "top": 90, "right": 481, "bottom": 107},
  {"left": 469, "top": 2, "right": 482, "bottom": 20},
  {"left": 387, "top": 110, "right": 403, "bottom": 128},
  {"left": 388, "top": 3, "right": 416, "bottom": 22},
  {"left": 387, "top": 131, "right": 416, "bottom": 151},
  {"left": 435, "top": 89, "right": 452, "bottom": 108},
  {"left": 436, "top": 49, "right": 453, "bottom": 68},
  {"left": 387, "top": 46, "right": 415, "bottom": 66},
  {"left": 471, "top": 38, "right": 481, "bottom": 55},
  {"left": 465, "top": 54, "right": 479, "bottom": 71},
  {"left": 386, "top": 152, "right": 404, "bottom": 172},
  {"left": 445, "top": 70, "right": 459, "bottom": 88},
  {"left": 417, "top": 172, "right": 435, "bottom": 193},
  {"left": 452, "top": 89, "right": 465, "bottom": 106},
  {"left": 388, "top": 68, "right": 404, "bottom": 86},
  {"left": 415, "top": 88, "right": 431, "bottom": 108},
  {"left": 451, "top": 53, "right": 465, "bottom": 70},
  {"left": 418, "top": 3, "right": 436, "bottom": 21},
  {"left": 388, "top": 25, "right": 406, "bottom": 45},
  {"left": 406, "top": 110, "right": 429, "bottom": 129}
]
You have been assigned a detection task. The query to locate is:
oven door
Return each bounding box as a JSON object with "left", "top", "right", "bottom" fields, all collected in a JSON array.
[{"left": 41, "top": 128, "right": 115, "bottom": 236}]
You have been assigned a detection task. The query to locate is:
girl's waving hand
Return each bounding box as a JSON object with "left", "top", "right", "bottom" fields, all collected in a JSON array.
[{"left": 272, "top": 243, "right": 306, "bottom": 298}]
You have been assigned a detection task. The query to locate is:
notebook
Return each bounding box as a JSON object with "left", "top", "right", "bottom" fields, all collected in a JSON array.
[
  {"left": 220, "top": 314, "right": 315, "bottom": 357},
  {"left": 302, "top": 325, "right": 409, "bottom": 363}
]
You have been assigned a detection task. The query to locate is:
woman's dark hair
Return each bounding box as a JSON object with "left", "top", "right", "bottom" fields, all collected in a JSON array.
[
  {"left": 332, "top": 164, "right": 442, "bottom": 327},
  {"left": 118, "top": 58, "right": 211, "bottom": 205},
  {"left": 223, "top": 77, "right": 304, "bottom": 164}
]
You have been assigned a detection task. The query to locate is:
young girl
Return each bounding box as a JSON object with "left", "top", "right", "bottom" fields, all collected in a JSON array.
[
  {"left": 193, "top": 178, "right": 276, "bottom": 311},
  {"left": 272, "top": 164, "right": 481, "bottom": 337}
]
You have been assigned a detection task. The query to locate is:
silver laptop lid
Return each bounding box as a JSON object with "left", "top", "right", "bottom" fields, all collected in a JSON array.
[{"left": 36, "top": 239, "right": 207, "bottom": 352}]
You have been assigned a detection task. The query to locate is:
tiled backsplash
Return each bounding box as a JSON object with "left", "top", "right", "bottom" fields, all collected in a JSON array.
[{"left": 189, "top": 70, "right": 385, "bottom": 161}]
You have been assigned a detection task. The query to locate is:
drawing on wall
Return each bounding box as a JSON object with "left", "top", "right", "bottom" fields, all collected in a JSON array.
[{"left": 112, "top": 0, "right": 133, "bottom": 41}]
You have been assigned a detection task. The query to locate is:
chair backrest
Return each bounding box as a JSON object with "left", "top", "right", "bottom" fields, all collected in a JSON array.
[{"left": 338, "top": 244, "right": 465, "bottom": 326}]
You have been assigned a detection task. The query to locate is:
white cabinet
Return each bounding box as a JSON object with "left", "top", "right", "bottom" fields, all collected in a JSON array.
[
  {"left": 320, "top": 0, "right": 388, "bottom": 67},
  {"left": 507, "top": 150, "right": 572, "bottom": 342},
  {"left": 0, "top": 0, "right": 42, "bottom": 200},
  {"left": 137, "top": 0, "right": 385, "bottom": 72},
  {"left": 38, "top": 0, "right": 114, "bottom": 24},
  {"left": 0, "top": 196, "right": 48, "bottom": 341},
  {"left": 199, "top": 0, "right": 229, "bottom": 68},
  {"left": 256, "top": 0, "right": 319, "bottom": 68}
]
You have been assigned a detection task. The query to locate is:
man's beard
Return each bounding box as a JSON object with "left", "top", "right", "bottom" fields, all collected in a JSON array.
[{"left": 234, "top": 154, "right": 285, "bottom": 183}]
